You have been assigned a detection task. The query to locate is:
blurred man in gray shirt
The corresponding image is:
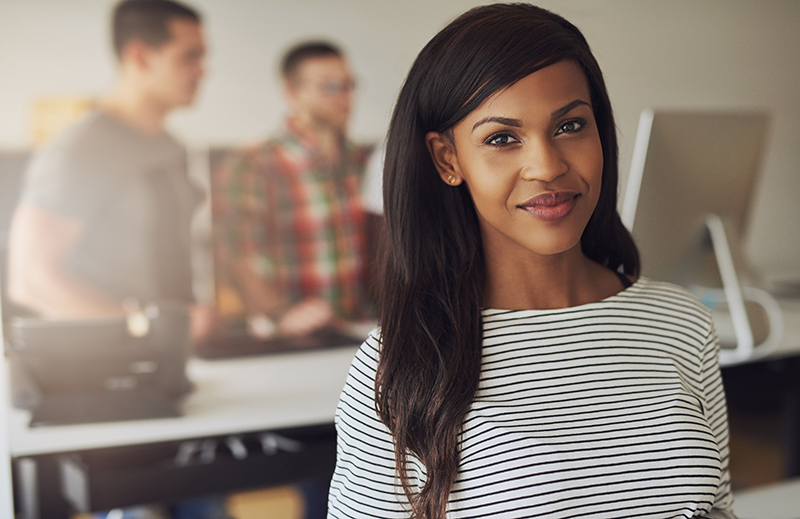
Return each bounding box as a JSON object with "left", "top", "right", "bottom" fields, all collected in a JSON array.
[{"left": 8, "top": 0, "right": 214, "bottom": 340}]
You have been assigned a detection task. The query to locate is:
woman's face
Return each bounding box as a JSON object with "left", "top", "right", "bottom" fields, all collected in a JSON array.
[{"left": 429, "top": 60, "right": 603, "bottom": 262}]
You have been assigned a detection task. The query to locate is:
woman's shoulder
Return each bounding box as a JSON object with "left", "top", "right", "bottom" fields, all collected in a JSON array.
[
  {"left": 625, "top": 277, "right": 711, "bottom": 311},
  {"left": 347, "top": 328, "right": 383, "bottom": 376},
  {"left": 482, "top": 278, "right": 711, "bottom": 319},
  {"left": 618, "top": 277, "right": 715, "bottom": 333},
  {"left": 481, "top": 278, "right": 713, "bottom": 335}
]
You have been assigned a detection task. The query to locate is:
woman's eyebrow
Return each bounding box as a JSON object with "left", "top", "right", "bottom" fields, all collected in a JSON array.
[
  {"left": 471, "top": 100, "right": 590, "bottom": 133},
  {"left": 551, "top": 99, "right": 590, "bottom": 120},
  {"left": 471, "top": 116, "right": 522, "bottom": 132}
]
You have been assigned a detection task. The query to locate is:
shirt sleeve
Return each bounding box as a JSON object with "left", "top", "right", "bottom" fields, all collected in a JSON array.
[
  {"left": 211, "top": 148, "right": 274, "bottom": 276},
  {"left": 328, "top": 332, "right": 413, "bottom": 518},
  {"left": 21, "top": 136, "right": 113, "bottom": 221},
  {"left": 701, "top": 324, "right": 738, "bottom": 518}
]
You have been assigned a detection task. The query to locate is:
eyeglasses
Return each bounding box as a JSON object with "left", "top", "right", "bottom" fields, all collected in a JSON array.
[{"left": 302, "top": 79, "right": 357, "bottom": 95}]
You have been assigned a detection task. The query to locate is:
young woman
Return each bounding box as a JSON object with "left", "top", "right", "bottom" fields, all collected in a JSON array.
[{"left": 328, "top": 4, "right": 735, "bottom": 519}]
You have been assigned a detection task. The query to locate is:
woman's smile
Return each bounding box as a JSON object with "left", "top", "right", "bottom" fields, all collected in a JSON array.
[{"left": 517, "top": 191, "right": 580, "bottom": 221}]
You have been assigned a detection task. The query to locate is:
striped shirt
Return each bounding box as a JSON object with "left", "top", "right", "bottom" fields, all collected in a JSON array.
[{"left": 329, "top": 278, "right": 736, "bottom": 518}]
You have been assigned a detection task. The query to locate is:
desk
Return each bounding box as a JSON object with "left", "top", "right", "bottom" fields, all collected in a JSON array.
[
  {"left": 5, "top": 300, "right": 799, "bottom": 516},
  {"left": 763, "top": 299, "right": 800, "bottom": 359},
  {"left": 5, "top": 345, "right": 359, "bottom": 518},
  {"left": 718, "top": 298, "right": 800, "bottom": 481},
  {"left": 733, "top": 477, "right": 800, "bottom": 519},
  {"left": 717, "top": 298, "right": 800, "bottom": 368}
]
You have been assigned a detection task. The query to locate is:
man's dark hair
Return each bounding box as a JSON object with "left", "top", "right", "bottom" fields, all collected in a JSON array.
[
  {"left": 112, "top": 0, "right": 201, "bottom": 59},
  {"left": 280, "top": 41, "right": 343, "bottom": 82}
]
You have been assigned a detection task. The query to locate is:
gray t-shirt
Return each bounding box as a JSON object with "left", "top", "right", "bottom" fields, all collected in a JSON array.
[{"left": 21, "top": 111, "right": 202, "bottom": 304}]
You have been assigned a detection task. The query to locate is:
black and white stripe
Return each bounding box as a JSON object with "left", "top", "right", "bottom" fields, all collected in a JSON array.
[{"left": 329, "top": 279, "right": 736, "bottom": 518}]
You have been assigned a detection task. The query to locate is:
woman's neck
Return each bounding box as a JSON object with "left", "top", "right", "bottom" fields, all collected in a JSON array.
[{"left": 482, "top": 246, "right": 621, "bottom": 310}]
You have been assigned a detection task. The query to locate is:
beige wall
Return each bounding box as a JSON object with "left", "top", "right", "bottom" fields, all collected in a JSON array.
[{"left": 1, "top": 0, "right": 798, "bottom": 278}]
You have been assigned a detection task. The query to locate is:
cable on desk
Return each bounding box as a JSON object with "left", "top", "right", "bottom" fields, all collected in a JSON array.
[{"left": 260, "top": 432, "right": 303, "bottom": 455}]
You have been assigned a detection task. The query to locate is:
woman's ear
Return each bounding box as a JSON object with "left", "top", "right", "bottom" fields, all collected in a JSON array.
[{"left": 425, "top": 132, "right": 463, "bottom": 186}]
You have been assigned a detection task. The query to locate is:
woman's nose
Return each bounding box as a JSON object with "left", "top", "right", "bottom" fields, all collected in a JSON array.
[{"left": 519, "top": 138, "right": 568, "bottom": 182}]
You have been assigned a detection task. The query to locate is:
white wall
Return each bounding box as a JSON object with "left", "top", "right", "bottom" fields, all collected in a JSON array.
[{"left": 1, "top": 0, "right": 798, "bottom": 279}]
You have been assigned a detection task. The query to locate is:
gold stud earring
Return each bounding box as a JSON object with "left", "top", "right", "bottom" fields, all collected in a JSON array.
[{"left": 447, "top": 175, "right": 457, "bottom": 184}]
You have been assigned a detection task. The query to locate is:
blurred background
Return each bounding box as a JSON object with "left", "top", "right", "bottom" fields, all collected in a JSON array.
[
  {"left": 1, "top": 0, "right": 799, "bottom": 516},
  {"left": 1, "top": 0, "right": 798, "bottom": 282}
]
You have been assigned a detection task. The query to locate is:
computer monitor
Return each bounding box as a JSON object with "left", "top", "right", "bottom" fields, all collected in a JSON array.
[
  {"left": 0, "top": 151, "right": 32, "bottom": 326},
  {"left": 620, "top": 109, "right": 777, "bottom": 364}
]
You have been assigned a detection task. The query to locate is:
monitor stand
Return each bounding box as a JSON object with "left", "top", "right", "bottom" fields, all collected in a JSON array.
[
  {"left": 704, "top": 214, "right": 754, "bottom": 363},
  {"left": 695, "top": 214, "right": 784, "bottom": 365}
]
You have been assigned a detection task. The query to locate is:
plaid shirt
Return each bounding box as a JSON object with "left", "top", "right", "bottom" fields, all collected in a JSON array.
[{"left": 213, "top": 119, "right": 373, "bottom": 320}]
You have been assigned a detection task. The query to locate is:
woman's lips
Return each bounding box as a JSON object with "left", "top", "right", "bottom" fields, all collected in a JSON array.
[{"left": 518, "top": 191, "right": 579, "bottom": 221}]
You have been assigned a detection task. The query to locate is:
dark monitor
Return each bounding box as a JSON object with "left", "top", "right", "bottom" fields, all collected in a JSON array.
[
  {"left": 0, "top": 151, "right": 32, "bottom": 322},
  {"left": 0, "top": 151, "right": 29, "bottom": 240}
]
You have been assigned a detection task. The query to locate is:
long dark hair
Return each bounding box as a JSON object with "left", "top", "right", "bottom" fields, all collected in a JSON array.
[{"left": 376, "top": 4, "right": 640, "bottom": 519}]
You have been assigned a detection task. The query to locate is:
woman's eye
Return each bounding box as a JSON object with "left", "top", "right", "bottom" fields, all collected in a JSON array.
[
  {"left": 485, "top": 133, "right": 518, "bottom": 146},
  {"left": 556, "top": 119, "right": 585, "bottom": 135}
]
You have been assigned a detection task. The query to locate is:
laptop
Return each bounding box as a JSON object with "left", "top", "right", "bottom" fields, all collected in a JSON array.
[{"left": 6, "top": 305, "right": 192, "bottom": 426}]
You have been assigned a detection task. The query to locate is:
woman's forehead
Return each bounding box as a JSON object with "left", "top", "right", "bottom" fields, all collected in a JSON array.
[{"left": 462, "top": 61, "right": 592, "bottom": 124}]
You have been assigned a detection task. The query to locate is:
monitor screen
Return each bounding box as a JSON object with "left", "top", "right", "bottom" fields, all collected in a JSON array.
[
  {"left": 620, "top": 110, "right": 775, "bottom": 363},
  {"left": 621, "top": 109, "right": 769, "bottom": 288}
]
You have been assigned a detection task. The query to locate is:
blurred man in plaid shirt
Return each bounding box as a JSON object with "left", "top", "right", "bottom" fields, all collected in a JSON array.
[{"left": 213, "top": 41, "right": 374, "bottom": 340}]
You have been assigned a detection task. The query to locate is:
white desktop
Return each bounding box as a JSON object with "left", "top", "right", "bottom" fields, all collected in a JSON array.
[{"left": 4, "top": 345, "right": 359, "bottom": 518}]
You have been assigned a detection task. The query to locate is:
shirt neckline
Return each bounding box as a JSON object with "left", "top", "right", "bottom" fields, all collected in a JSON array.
[{"left": 481, "top": 277, "right": 644, "bottom": 316}]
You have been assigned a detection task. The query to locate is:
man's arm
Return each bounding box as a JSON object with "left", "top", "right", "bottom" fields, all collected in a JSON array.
[
  {"left": 229, "top": 257, "right": 288, "bottom": 318},
  {"left": 7, "top": 203, "right": 122, "bottom": 317},
  {"left": 229, "top": 258, "right": 333, "bottom": 337}
]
